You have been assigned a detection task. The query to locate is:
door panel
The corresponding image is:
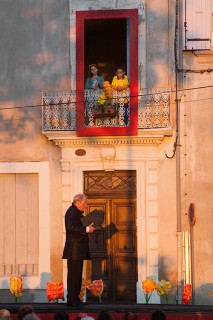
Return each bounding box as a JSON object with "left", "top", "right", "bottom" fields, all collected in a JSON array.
[
  {"left": 115, "top": 231, "right": 135, "bottom": 252},
  {"left": 85, "top": 199, "right": 110, "bottom": 301},
  {"left": 86, "top": 199, "right": 109, "bottom": 258},
  {"left": 111, "top": 199, "right": 137, "bottom": 302},
  {"left": 84, "top": 170, "right": 137, "bottom": 303}
]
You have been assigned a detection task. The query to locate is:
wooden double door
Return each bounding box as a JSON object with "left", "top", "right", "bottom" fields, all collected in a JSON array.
[{"left": 84, "top": 170, "right": 137, "bottom": 303}]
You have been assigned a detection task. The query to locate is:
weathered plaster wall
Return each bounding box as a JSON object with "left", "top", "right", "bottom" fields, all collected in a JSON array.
[
  {"left": 158, "top": 155, "right": 177, "bottom": 303},
  {"left": 0, "top": 0, "right": 70, "bottom": 160},
  {"left": 0, "top": 0, "right": 71, "bottom": 295},
  {"left": 181, "top": 51, "right": 213, "bottom": 304},
  {"left": 146, "top": 1, "right": 174, "bottom": 88}
]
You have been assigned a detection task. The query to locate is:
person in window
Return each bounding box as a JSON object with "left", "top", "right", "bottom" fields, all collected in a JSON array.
[
  {"left": 111, "top": 66, "right": 129, "bottom": 126},
  {"left": 111, "top": 66, "right": 129, "bottom": 91},
  {"left": 85, "top": 64, "right": 104, "bottom": 90}
]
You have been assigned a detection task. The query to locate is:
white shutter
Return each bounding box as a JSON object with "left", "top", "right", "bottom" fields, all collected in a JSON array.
[
  {"left": 0, "top": 173, "right": 39, "bottom": 276},
  {"left": 183, "top": 0, "right": 211, "bottom": 50}
]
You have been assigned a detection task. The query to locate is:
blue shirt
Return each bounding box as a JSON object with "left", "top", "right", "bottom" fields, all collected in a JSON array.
[{"left": 85, "top": 76, "right": 104, "bottom": 89}]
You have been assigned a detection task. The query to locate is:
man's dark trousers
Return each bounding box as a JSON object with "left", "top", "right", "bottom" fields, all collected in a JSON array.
[{"left": 67, "top": 259, "right": 83, "bottom": 302}]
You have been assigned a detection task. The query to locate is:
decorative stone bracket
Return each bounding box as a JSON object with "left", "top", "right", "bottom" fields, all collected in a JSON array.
[{"left": 101, "top": 147, "right": 116, "bottom": 171}]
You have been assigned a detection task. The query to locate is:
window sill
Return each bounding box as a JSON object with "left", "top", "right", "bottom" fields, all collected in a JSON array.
[{"left": 183, "top": 49, "right": 213, "bottom": 63}]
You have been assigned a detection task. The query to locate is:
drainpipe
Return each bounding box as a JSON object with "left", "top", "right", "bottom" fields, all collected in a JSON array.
[
  {"left": 176, "top": 75, "right": 182, "bottom": 304},
  {"left": 175, "top": 0, "right": 183, "bottom": 304},
  {"left": 165, "top": 0, "right": 182, "bottom": 303},
  {"left": 176, "top": 90, "right": 182, "bottom": 304}
]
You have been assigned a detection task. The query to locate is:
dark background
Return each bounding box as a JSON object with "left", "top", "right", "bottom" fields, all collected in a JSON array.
[{"left": 84, "top": 18, "right": 127, "bottom": 84}]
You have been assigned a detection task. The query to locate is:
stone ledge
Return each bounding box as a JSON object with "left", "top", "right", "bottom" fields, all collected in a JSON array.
[
  {"left": 42, "top": 130, "right": 174, "bottom": 147},
  {"left": 42, "top": 128, "right": 173, "bottom": 147},
  {"left": 183, "top": 49, "right": 213, "bottom": 64}
]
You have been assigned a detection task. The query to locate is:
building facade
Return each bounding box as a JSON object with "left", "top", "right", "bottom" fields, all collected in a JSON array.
[{"left": 179, "top": 0, "right": 213, "bottom": 304}]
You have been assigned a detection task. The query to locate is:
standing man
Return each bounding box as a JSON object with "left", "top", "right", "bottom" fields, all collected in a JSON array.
[{"left": 62, "top": 194, "right": 95, "bottom": 307}]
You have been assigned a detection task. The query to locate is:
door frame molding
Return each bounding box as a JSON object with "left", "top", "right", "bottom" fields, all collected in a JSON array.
[{"left": 61, "top": 157, "right": 160, "bottom": 303}]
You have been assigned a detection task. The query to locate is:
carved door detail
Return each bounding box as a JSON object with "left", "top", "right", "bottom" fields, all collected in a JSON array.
[{"left": 84, "top": 171, "right": 137, "bottom": 303}]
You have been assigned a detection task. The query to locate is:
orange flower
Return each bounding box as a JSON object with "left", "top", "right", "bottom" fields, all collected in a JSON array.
[
  {"left": 46, "top": 281, "right": 64, "bottom": 302},
  {"left": 182, "top": 284, "right": 192, "bottom": 305},
  {"left": 103, "top": 81, "right": 113, "bottom": 99},
  {"left": 210, "top": 292, "right": 213, "bottom": 298},
  {"left": 86, "top": 279, "right": 103, "bottom": 303},
  {"left": 103, "top": 81, "right": 110, "bottom": 88},
  {"left": 142, "top": 278, "right": 156, "bottom": 294},
  {"left": 142, "top": 278, "right": 156, "bottom": 304}
]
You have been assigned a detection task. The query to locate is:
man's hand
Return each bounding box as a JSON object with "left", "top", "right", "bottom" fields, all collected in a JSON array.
[{"left": 88, "top": 222, "right": 95, "bottom": 233}]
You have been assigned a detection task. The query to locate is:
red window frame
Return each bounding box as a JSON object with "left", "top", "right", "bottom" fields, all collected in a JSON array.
[{"left": 76, "top": 9, "right": 138, "bottom": 137}]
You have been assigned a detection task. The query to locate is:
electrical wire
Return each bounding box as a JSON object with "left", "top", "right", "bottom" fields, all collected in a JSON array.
[{"left": 0, "top": 84, "right": 213, "bottom": 111}]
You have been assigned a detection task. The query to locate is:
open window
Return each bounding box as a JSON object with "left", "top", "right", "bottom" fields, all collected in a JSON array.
[{"left": 76, "top": 9, "right": 138, "bottom": 136}]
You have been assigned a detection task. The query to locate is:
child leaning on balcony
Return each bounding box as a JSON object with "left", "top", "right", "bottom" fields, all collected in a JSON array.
[{"left": 111, "top": 66, "right": 129, "bottom": 126}]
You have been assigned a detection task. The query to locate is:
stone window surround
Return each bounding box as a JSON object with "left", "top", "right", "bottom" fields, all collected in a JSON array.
[{"left": 69, "top": 2, "right": 146, "bottom": 90}]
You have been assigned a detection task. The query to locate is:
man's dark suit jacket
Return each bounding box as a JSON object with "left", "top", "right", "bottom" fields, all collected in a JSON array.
[{"left": 62, "top": 203, "right": 91, "bottom": 260}]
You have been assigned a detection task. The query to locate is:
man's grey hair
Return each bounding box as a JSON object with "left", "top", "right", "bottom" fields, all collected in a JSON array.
[
  {"left": 23, "top": 313, "right": 40, "bottom": 320},
  {"left": 73, "top": 193, "right": 87, "bottom": 203},
  {"left": 0, "top": 309, "right": 11, "bottom": 320}
]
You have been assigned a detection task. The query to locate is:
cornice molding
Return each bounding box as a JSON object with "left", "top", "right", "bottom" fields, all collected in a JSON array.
[
  {"left": 42, "top": 130, "right": 174, "bottom": 147},
  {"left": 43, "top": 128, "right": 173, "bottom": 148},
  {"left": 42, "top": 131, "right": 167, "bottom": 147},
  {"left": 54, "top": 137, "right": 164, "bottom": 147}
]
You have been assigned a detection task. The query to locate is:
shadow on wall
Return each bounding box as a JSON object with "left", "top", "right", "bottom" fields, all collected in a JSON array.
[
  {"left": 157, "top": 255, "right": 177, "bottom": 304},
  {"left": 0, "top": 1, "right": 174, "bottom": 144},
  {"left": 195, "top": 283, "right": 213, "bottom": 305},
  {"left": 0, "top": 108, "right": 43, "bottom": 144},
  {"left": 145, "top": 3, "right": 172, "bottom": 88},
  {"left": 158, "top": 256, "right": 213, "bottom": 305},
  {"left": 0, "top": 0, "right": 70, "bottom": 144}
]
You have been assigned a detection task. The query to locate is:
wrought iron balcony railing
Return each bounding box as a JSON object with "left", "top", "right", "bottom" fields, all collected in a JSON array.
[{"left": 42, "top": 88, "right": 171, "bottom": 132}]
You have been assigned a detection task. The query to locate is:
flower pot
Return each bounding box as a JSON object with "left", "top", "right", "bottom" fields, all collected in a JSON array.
[{"left": 92, "top": 105, "right": 117, "bottom": 118}]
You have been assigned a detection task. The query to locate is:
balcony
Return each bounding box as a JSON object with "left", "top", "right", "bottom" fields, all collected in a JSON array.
[{"left": 42, "top": 88, "right": 172, "bottom": 145}]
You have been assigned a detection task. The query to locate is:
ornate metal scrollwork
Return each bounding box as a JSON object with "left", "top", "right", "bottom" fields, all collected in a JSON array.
[{"left": 42, "top": 88, "right": 171, "bottom": 131}]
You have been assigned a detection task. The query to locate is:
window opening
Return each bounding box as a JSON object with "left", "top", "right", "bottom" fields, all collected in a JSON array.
[
  {"left": 84, "top": 18, "right": 131, "bottom": 128},
  {"left": 76, "top": 9, "right": 138, "bottom": 136},
  {"left": 84, "top": 18, "right": 128, "bottom": 83}
]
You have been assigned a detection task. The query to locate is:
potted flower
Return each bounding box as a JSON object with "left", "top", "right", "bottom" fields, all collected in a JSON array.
[
  {"left": 142, "top": 278, "right": 156, "bottom": 304},
  {"left": 93, "top": 82, "right": 117, "bottom": 118},
  {"left": 182, "top": 284, "right": 192, "bottom": 304},
  {"left": 156, "top": 280, "right": 172, "bottom": 304},
  {"left": 10, "top": 276, "right": 23, "bottom": 302},
  {"left": 46, "top": 281, "right": 64, "bottom": 303},
  {"left": 86, "top": 279, "right": 103, "bottom": 303}
]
